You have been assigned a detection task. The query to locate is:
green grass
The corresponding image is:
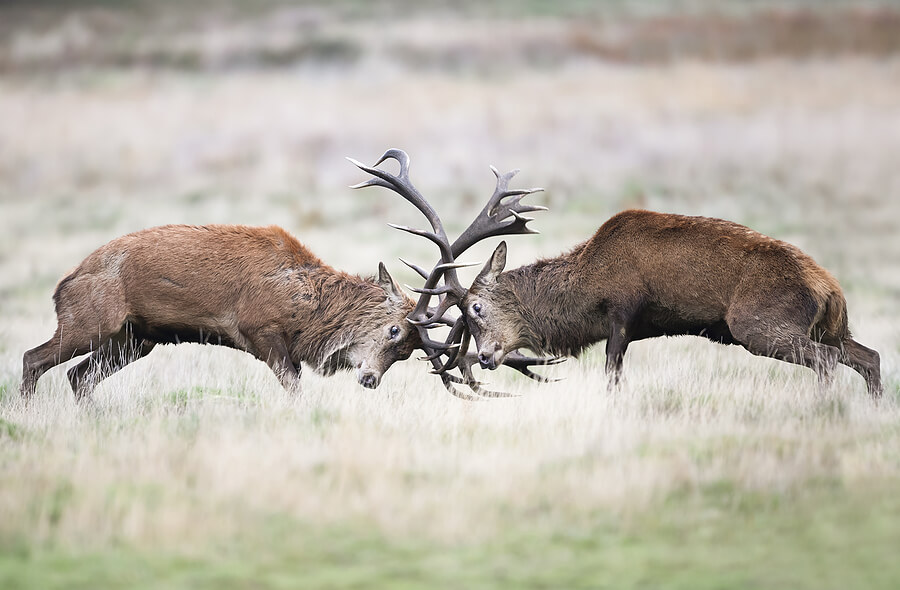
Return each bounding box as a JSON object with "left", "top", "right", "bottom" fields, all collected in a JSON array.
[
  {"left": 0, "top": 416, "right": 24, "bottom": 439},
  {"left": 1, "top": 484, "right": 897, "bottom": 590}
]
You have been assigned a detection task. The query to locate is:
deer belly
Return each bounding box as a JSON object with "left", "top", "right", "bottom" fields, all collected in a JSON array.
[
  {"left": 639, "top": 304, "right": 734, "bottom": 342},
  {"left": 131, "top": 308, "right": 248, "bottom": 350},
  {"left": 139, "top": 324, "right": 240, "bottom": 348}
]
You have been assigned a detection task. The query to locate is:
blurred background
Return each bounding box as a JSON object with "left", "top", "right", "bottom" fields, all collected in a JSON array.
[{"left": 1, "top": 1, "right": 899, "bottom": 587}]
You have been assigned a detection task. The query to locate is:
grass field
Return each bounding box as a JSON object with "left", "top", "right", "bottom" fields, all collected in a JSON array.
[{"left": 1, "top": 2, "right": 899, "bottom": 588}]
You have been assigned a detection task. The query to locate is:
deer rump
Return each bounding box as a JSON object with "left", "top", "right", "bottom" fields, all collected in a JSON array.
[
  {"left": 21, "top": 224, "right": 418, "bottom": 399},
  {"left": 462, "top": 210, "right": 883, "bottom": 396}
]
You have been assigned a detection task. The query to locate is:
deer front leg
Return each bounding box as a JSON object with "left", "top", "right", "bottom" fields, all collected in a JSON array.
[
  {"left": 605, "top": 309, "right": 633, "bottom": 391},
  {"left": 247, "top": 332, "right": 301, "bottom": 393}
]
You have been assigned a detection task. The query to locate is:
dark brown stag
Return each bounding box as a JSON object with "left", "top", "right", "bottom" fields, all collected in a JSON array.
[
  {"left": 460, "top": 210, "right": 882, "bottom": 396},
  {"left": 349, "top": 149, "right": 562, "bottom": 399},
  {"left": 21, "top": 224, "right": 420, "bottom": 399}
]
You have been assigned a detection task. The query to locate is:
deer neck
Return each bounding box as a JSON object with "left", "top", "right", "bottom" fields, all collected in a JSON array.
[
  {"left": 288, "top": 270, "right": 380, "bottom": 369},
  {"left": 501, "top": 253, "right": 608, "bottom": 358}
]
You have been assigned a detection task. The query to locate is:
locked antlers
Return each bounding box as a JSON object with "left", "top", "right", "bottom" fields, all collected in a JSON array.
[{"left": 348, "top": 149, "right": 562, "bottom": 399}]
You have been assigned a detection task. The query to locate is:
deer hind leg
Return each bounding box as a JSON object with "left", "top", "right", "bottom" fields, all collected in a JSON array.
[
  {"left": 839, "top": 339, "right": 882, "bottom": 397},
  {"left": 21, "top": 335, "right": 66, "bottom": 398},
  {"left": 67, "top": 328, "right": 156, "bottom": 401},
  {"left": 729, "top": 319, "right": 840, "bottom": 389},
  {"left": 21, "top": 307, "right": 129, "bottom": 399},
  {"left": 21, "top": 325, "right": 119, "bottom": 398}
]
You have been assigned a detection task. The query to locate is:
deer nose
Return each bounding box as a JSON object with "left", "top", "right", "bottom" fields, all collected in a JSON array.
[
  {"left": 478, "top": 352, "right": 495, "bottom": 370},
  {"left": 360, "top": 373, "right": 378, "bottom": 389}
]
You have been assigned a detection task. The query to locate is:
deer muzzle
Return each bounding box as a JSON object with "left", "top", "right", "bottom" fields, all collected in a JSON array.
[
  {"left": 355, "top": 360, "right": 381, "bottom": 389},
  {"left": 477, "top": 343, "right": 504, "bottom": 370},
  {"left": 359, "top": 373, "right": 379, "bottom": 389}
]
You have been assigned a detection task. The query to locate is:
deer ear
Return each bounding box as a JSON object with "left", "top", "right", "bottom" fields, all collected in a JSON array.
[
  {"left": 377, "top": 262, "right": 404, "bottom": 303},
  {"left": 475, "top": 241, "right": 507, "bottom": 285}
]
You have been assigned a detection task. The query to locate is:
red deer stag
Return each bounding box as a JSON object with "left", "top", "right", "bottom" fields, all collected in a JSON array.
[
  {"left": 20, "top": 224, "right": 420, "bottom": 399},
  {"left": 349, "top": 149, "right": 562, "bottom": 399},
  {"left": 458, "top": 210, "right": 882, "bottom": 396}
]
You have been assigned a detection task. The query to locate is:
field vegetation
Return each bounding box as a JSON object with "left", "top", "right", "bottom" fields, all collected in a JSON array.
[{"left": 1, "top": 1, "right": 899, "bottom": 587}]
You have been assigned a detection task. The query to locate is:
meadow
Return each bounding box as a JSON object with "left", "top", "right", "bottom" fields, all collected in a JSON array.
[{"left": 1, "top": 2, "right": 899, "bottom": 588}]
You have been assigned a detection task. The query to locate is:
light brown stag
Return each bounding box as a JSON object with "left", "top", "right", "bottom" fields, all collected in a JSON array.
[
  {"left": 21, "top": 224, "right": 420, "bottom": 399},
  {"left": 460, "top": 211, "right": 882, "bottom": 396}
]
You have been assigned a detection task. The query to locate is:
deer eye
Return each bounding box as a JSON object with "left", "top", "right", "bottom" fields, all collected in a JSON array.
[
  {"left": 389, "top": 325, "right": 401, "bottom": 339},
  {"left": 472, "top": 303, "right": 482, "bottom": 315}
]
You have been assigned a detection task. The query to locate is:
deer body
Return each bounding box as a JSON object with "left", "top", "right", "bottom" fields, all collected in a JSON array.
[
  {"left": 21, "top": 224, "right": 419, "bottom": 399},
  {"left": 464, "top": 210, "right": 882, "bottom": 396}
]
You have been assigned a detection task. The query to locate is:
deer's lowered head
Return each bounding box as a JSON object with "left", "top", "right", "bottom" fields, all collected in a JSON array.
[
  {"left": 461, "top": 241, "right": 523, "bottom": 370},
  {"left": 316, "top": 262, "right": 420, "bottom": 389}
]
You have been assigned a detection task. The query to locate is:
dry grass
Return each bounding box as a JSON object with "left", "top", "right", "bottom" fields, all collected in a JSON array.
[
  {"left": 1, "top": 6, "right": 899, "bottom": 586},
  {"left": 1, "top": 348, "right": 897, "bottom": 549}
]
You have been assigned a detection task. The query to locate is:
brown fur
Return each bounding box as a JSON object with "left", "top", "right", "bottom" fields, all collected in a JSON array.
[
  {"left": 464, "top": 210, "right": 882, "bottom": 396},
  {"left": 21, "top": 224, "right": 420, "bottom": 399}
]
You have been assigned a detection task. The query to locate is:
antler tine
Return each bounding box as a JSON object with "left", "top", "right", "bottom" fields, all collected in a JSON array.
[
  {"left": 407, "top": 317, "right": 453, "bottom": 329},
  {"left": 453, "top": 354, "right": 519, "bottom": 398},
  {"left": 414, "top": 332, "right": 461, "bottom": 352},
  {"left": 398, "top": 257, "right": 429, "bottom": 280},
  {"left": 419, "top": 349, "right": 447, "bottom": 362},
  {"left": 440, "top": 374, "right": 486, "bottom": 402},
  {"left": 506, "top": 351, "right": 567, "bottom": 365},
  {"left": 406, "top": 284, "right": 457, "bottom": 296},
  {"left": 499, "top": 351, "right": 566, "bottom": 382},
  {"left": 407, "top": 315, "right": 453, "bottom": 328}
]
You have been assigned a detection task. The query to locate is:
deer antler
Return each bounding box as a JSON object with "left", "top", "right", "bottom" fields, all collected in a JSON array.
[
  {"left": 348, "top": 148, "right": 556, "bottom": 399},
  {"left": 450, "top": 165, "right": 548, "bottom": 254}
]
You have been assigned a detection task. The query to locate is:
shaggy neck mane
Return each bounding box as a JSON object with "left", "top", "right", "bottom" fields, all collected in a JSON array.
[
  {"left": 499, "top": 243, "right": 606, "bottom": 358},
  {"left": 290, "top": 268, "right": 388, "bottom": 370}
]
